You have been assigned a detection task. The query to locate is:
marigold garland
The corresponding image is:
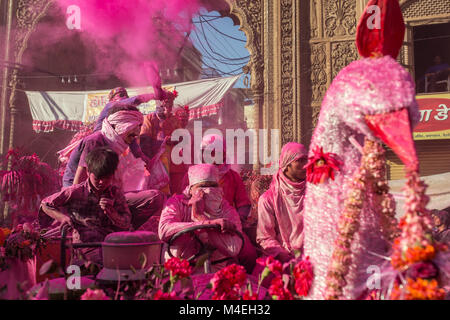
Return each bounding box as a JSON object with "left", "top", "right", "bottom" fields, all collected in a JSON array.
[{"left": 388, "top": 171, "right": 447, "bottom": 300}]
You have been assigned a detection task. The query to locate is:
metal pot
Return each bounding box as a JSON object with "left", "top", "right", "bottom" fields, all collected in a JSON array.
[{"left": 97, "top": 231, "right": 162, "bottom": 282}]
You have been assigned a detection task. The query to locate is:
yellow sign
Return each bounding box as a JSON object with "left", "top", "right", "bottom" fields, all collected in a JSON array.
[{"left": 84, "top": 91, "right": 109, "bottom": 123}]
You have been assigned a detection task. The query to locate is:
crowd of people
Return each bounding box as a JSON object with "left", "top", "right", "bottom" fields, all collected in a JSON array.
[{"left": 38, "top": 86, "right": 450, "bottom": 277}]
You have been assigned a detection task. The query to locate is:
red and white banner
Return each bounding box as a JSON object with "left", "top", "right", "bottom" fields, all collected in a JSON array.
[
  {"left": 414, "top": 93, "right": 450, "bottom": 140},
  {"left": 25, "top": 75, "right": 240, "bottom": 133}
]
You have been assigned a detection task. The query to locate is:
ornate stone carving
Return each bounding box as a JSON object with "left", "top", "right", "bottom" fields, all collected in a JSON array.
[
  {"left": 402, "top": 0, "right": 450, "bottom": 19},
  {"left": 229, "top": 0, "right": 264, "bottom": 95},
  {"left": 311, "top": 43, "right": 327, "bottom": 103},
  {"left": 312, "top": 105, "right": 322, "bottom": 128},
  {"left": 280, "top": 0, "right": 294, "bottom": 145},
  {"left": 324, "top": 0, "right": 357, "bottom": 38},
  {"left": 310, "top": 0, "right": 318, "bottom": 39},
  {"left": 331, "top": 41, "right": 359, "bottom": 79}
]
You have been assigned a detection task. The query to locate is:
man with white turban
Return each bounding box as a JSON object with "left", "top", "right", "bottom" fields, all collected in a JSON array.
[
  {"left": 257, "top": 142, "right": 308, "bottom": 263},
  {"left": 159, "top": 164, "right": 243, "bottom": 272},
  {"left": 69, "top": 106, "right": 165, "bottom": 229}
]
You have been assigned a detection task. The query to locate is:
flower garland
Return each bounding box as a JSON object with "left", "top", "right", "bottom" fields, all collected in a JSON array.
[
  {"left": 325, "top": 138, "right": 398, "bottom": 299},
  {"left": 389, "top": 171, "right": 447, "bottom": 300}
]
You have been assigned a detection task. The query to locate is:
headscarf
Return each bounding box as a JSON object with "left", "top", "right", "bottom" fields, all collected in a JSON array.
[
  {"left": 108, "top": 87, "right": 129, "bottom": 102},
  {"left": 101, "top": 110, "right": 143, "bottom": 155},
  {"left": 187, "top": 164, "right": 223, "bottom": 220},
  {"left": 188, "top": 164, "right": 219, "bottom": 188},
  {"left": 201, "top": 134, "right": 230, "bottom": 178},
  {"left": 267, "top": 142, "right": 308, "bottom": 251}
]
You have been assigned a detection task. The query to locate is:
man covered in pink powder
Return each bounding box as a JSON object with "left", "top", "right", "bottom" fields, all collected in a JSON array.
[
  {"left": 159, "top": 164, "right": 243, "bottom": 272},
  {"left": 198, "top": 134, "right": 257, "bottom": 272},
  {"left": 61, "top": 86, "right": 163, "bottom": 188},
  {"left": 69, "top": 107, "right": 165, "bottom": 230},
  {"left": 257, "top": 142, "right": 308, "bottom": 263}
]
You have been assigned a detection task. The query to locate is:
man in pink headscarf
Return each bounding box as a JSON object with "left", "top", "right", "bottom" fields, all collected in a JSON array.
[
  {"left": 257, "top": 142, "right": 308, "bottom": 263},
  {"left": 69, "top": 106, "right": 165, "bottom": 230},
  {"left": 159, "top": 164, "right": 243, "bottom": 271},
  {"left": 198, "top": 134, "right": 257, "bottom": 272}
]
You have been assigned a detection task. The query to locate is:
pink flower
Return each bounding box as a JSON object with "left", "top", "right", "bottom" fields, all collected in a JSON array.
[
  {"left": 268, "top": 276, "right": 293, "bottom": 300},
  {"left": 304, "top": 146, "right": 341, "bottom": 184},
  {"left": 292, "top": 257, "right": 313, "bottom": 297},
  {"left": 256, "top": 256, "right": 282, "bottom": 275},
  {"left": 153, "top": 290, "right": 180, "bottom": 300},
  {"left": 164, "top": 257, "right": 192, "bottom": 279},
  {"left": 80, "top": 288, "right": 110, "bottom": 300}
]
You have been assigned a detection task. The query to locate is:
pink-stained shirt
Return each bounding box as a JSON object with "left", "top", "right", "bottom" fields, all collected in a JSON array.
[
  {"left": 256, "top": 174, "right": 306, "bottom": 257},
  {"left": 39, "top": 180, "right": 131, "bottom": 243},
  {"left": 158, "top": 193, "right": 243, "bottom": 264},
  {"left": 219, "top": 169, "right": 251, "bottom": 210}
]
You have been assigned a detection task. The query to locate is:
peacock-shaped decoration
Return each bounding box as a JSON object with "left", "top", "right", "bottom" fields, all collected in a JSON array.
[{"left": 302, "top": 0, "right": 449, "bottom": 300}]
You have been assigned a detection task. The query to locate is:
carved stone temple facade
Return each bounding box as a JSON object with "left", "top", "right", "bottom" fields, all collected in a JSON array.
[
  {"left": 217, "top": 0, "right": 450, "bottom": 157},
  {"left": 1, "top": 0, "right": 450, "bottom": 160}
]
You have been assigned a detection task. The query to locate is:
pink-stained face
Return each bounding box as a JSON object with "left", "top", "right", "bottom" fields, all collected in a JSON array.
[
  {"left": 88, "top": 172, "right": 114, "bottom": 192},
  {"left": 286, "top": 156, "right": 308, "bottom": 181},
  {"left": 122, "top": 125, "right": 141, "bottom": 145}
]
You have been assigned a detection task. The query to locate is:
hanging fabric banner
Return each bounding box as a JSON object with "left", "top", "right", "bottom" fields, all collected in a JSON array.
[{"left": 26, "top": 75, "right": 240, "bottom": 132}]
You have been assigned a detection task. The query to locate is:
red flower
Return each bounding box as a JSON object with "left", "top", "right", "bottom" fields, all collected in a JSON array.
[
  {"left": 256, "top": 256, "right": 282, "bottom": 275},
  {"left": 292, "top": 257, "right": 313, "bottom": 297},
  {"left": 153, "top": 290, "right": 180, "bottom": 300},
  {"left": 243, "top": 290, "right": 258, "bottom": 300},
  {"left": 304, "top": 146, "right": 341, "bottom": 184},
  {"left": 164, "top": 257, "right": 192, "bottom": 279},
  {"left": 268, "top": 276, "right": 293, "bottom": 300},
  {"left": 211, "top": 264, "right": 247, "bottom": 300}
]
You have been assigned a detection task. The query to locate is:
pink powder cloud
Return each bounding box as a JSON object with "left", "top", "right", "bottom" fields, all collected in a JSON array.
[{"left": 53, "top": 0, "right": 201, "bottom": 86}]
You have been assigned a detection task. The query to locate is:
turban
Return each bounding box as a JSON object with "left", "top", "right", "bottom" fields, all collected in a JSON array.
[
  {"left": 106, "top": 110, "right": 143, "bottom": 136},
  {"left": 279, "top": 142, "right": 307, "bottom": 170},
  {"left": 188, "top": 164, "right": 219, "bottom": 188},
  {"left": 101, "top": 110, "right": 143, "bottom": 155},
  {"left": 108, "top": 87, "right": 128, "bottom": 102}
]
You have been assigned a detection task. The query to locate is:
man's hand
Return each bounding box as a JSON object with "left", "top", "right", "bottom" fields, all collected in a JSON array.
[
  {"left": 99, "top": 197, "right": 114, "bottom": 215},
  {"left": 154, "top": 86, "right": 166, "bottom": 101},
  {"left": 210, "top": 218, "right": 236, "bottom": 233},
  {"left": 189, "top": 189, "right": 205, "bottom": 218},
  {"left": 141, "top": 154, "right": 156, "bottom": 172}
]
